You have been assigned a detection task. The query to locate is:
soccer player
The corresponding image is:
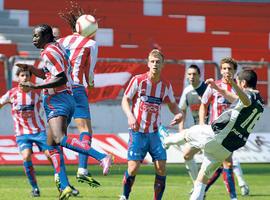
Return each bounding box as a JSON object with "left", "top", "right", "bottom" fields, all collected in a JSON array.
[
  {"left": 119, "top": 49, "right": 183, "bottom": 200},
  {"left": 17, "top": 24, "right": 112, "bottom": 200},
  {"left": 164, "top": 69, "right": 264, "bottom": 200},
  {"left": 0, "top": 68, "right": 55, "bottom": 197},
  {"left": 178, "top": 64, "right": 208, "bottom": 188},
  {"left": 57, "top": 3, "right": 112, "bottom": 187},
  {"left": 199, "top": 58, "right": 249, "bottom": 199}
]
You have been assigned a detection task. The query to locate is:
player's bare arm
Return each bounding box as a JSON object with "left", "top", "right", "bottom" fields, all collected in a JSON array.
[
  {"left": 167, "top": 102, "right": 183, "bottom": 126},
  {"left": 16, "top": 63, "right": 46, "bottom": 79},
  {"left": 20, "top": 72, "right": 67, "bottom": 90},
  {"left": 198, "top": 103, "right": 208, "bottom": 125},
  {"left": 121, "top": 95, "right": 139, "bottom": 131},
  {"left": 205, "top": 78, "right": 238, "bottom": 103},
  {"left": 229, "top": 78, "right": 251, "bottom": 107},
  {"left": 178, "top": 109, "right": 186, "bottom": 131}
]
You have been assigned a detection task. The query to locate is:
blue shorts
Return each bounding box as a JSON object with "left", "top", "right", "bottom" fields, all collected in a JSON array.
[
  {"left": 127, "top": 129, "right": 167, "bottom": 161},
  {"left": 72, "top": 86, "right": 91, "bottom": 119},
  {"left": 16, "top": 131, "right": 49, "bottom": 152},
  {"left": 43, "top": 91, "right": 75, "bottom": 125}
]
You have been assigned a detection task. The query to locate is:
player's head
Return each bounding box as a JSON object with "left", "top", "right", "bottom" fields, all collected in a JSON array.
[
  {"left": 220, "top": 57, "right": 238, "bottom": 82},
  {"left": 16, "top": 67, "right": 31, "bottom": 83},
  {"left": 187, "top": 64, "right": 200, "bottom": 87},
  {"left": 147, "top": 49, "right": 164, "bottom": 75},
  {"left": 32, "top": 24, "right": 54, "bottom": 49},
  {"left": 236, "top": 69, "right": 257, "bottom": 89},
  {"left": 59, "top": 0, "right": 84, "bottom": 32},
  {"left": 52, "top": 26, "right": 61, "bottom": 40}
]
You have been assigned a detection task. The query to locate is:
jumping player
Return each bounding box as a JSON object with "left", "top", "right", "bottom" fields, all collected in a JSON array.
[
  {"left": 119, "top": 49, "right": 183, "bottom": 200},
  {"left": 17, "top": 24, "right": 112, "bottom": 200},
  {"left": 58, "top": 1, "right": 112, "bottom": 187},
  {"left": 165, "top": 69, "right": 264, "bottom": 200}
]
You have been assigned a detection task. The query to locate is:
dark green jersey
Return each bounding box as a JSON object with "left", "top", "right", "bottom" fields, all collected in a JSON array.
[{"left": 211, "top": 90, "right": 264, "bottom": 152}]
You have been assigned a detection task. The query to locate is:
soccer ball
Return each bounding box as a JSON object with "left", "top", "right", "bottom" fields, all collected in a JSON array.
[{"left": 75, "top": 14, "right": 98, "bottom": 38}]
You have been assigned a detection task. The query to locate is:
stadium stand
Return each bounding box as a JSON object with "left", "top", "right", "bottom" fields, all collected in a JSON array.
[{"left": 1, "top": 0, "right": 270, "bottom": 101}]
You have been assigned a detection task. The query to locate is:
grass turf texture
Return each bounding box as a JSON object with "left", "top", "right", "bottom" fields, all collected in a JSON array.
[{"left": 0, "top": 164, "right": 269, "bottom": 200}]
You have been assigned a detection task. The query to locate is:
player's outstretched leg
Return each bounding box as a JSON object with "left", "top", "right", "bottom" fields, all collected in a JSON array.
[
  {"left": 77, "top": 131, "right": 101, "bottom": 187},
  {"left": 205, "top": 166, "right": 223, "bottom": 192},
  {"left": 60, "top": 135, "right": 114, "bottom": 175}
]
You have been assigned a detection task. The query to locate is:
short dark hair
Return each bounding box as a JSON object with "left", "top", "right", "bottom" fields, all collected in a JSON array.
[
  {"left": 34, "top": 24, "right": 54, "bottom": 42},
  {"left": 16, "top": 67, "right": 32, "bottom": 77},
  {"left": 188, "top": 64, "right": 200, "bottom": 75},
  {"left": 220, "top": 57, "right": 238, "bottom": 70},
  {"left": 237, "top": 69, "right": 257, "bottom": 89}
]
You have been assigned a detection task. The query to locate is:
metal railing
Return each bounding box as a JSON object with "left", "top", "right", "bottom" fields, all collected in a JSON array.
[{"left": 6, "top": 55, "right": 270, "bottom": 105}]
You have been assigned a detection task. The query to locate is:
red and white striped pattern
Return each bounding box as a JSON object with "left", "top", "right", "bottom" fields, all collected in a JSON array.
[
  {"left": 41, "top": 42, "right": 72, "bottom": 95},
  {"left": 0, "top": 87, "right": 45, "bottom": 136},
  {"left": 58, "top": 33, "right": 98, "bottom": 87},
  {"left": 124, "top": 73, "right": 176, "bottom": 133},
  {"left": 201, "top": 79, "right": 235, "bottom": 123}
]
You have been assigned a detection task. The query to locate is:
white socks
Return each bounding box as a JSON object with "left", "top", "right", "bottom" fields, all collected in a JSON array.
[
  {"left": 77, "top": 167, "right": 88, "bottom": 175},
  {"left": 190, "top": 181, "right": 206, "bottom": 200},
  {"left": 185, "top": 159, "right": 199, "bottom": 182},
  {"left": 233, "top": 160, "right": 246, "bottom": 187},
  {"left": 164, "top": 133, "right": 186, "bottom": 148}
]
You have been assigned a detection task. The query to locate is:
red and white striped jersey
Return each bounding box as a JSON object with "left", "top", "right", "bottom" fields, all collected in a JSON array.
[
  {"left": 0, "top": 87, "right": 45, "bottom": 136},
  {"left": 41, "top": 42, "right": 72, "bottom": 95},
  {"left": 201, "top": 79, "right": 235, "bottom": 123},
  {"left": 58, "top": 33, "right": 98, "bottom": 87},
  {"left": 124, "top": 73, "right": 176, "bottom": 133}
]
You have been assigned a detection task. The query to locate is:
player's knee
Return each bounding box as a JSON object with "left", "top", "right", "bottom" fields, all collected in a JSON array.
[
  {"left": 223, "top": 161, "right": 233, "bottom": 169},
  {"left": 54, "top": 135, "right": 64, "bottom": 144},
  {"left": 183, "top": 153, "right": 193, "bottom": 161},
  {"left": 21, "top": 153, "right": 32, "bottom": 161}
]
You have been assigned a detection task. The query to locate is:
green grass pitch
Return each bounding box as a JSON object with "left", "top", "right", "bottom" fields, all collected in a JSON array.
[{"left": 0, "top": 164, "right": 269, "bottom": 200}]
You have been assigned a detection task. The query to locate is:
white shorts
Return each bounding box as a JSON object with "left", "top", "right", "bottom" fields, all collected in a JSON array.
[{"left": 184, "top": 125, "right": 232, "bottom": 178}]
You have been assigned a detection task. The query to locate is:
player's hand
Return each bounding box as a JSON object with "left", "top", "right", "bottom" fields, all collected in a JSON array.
[
  {"left": 128, "top": 114, "right": 139, "bottom": 131},
  {"left": 19, "top": 81, "right": 36, "bottom": 90},
  {"left": 205, "top": 78, "right": 219, "bottom": 90},
  {"left": 224, "top": 72, "right": 234, "bottom": 84},
  {"left": 170, "top": 113, "right": 183, "bottom": 126}
]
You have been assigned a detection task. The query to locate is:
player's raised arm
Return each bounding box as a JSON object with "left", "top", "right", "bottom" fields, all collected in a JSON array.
[
  {"left": 228, "top": 76, "right": 251, "bottom": 107},
  {"left": 20, "top": 71, "right": 67, "bottom": 90},
  {"left": 16, "top": 63, "right": 46, "bottom": 79}
]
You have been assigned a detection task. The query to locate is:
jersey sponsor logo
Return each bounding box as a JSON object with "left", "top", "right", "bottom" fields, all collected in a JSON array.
[
  {"left": 140, "top": 102, "right": 159, "bottom": 113},
  {"left": 16, "top": 104, "right": 34, "bottom": 111},
  {"left": 140, "top": 95, "right": 162, "bottom": 105}
]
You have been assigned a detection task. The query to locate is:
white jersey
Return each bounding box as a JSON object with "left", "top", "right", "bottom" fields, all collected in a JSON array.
[
  {"left": 124, "top": 72, "right": 176, "bottom": 133},
  {"left": 179, "top": 81, "right": 207, "bottom": 124}
]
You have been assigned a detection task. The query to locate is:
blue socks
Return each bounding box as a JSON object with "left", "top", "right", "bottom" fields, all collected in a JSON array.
[
  {"left": 223, "top": 168, "right": 237, "bottom": 199},
  {"left": 154, "top": 174, "right": 166, "bottom": 200},
  {"left": 23, "top": 161, "right": 38, "bottom": 190},
  {"left": 123, "top": 170, "right": 136, "bottom": 199},
  {"left": 79, "top": 132, "right": 91, "bottom": 168}
]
